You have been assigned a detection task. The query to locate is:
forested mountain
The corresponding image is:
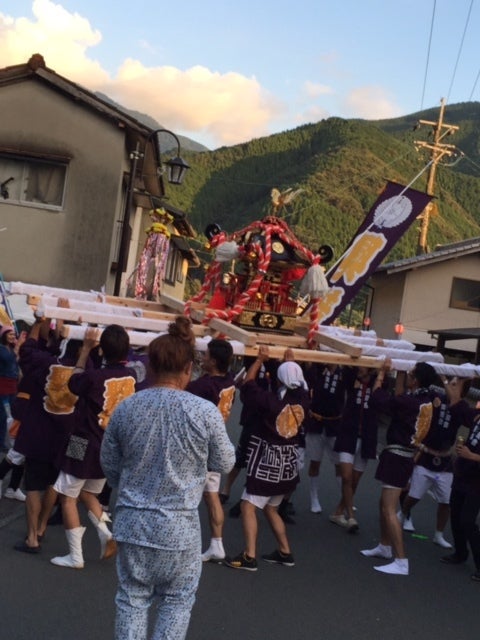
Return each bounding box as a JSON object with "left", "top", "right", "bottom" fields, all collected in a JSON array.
[{"left": 164, "top": 102, "right": 480, "bottom": 266}]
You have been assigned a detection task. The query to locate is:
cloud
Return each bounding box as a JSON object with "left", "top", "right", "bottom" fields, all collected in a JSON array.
[
  {"left": 342, "top": 85, "right": 402, "bottom": 119},
  {"left": 293, "top": 105, "right": 331, "bottom": 126},
  {"left": 104, "top": 59, "right": 282, "bottom": 146},
  {"left": 0, "top": 0, "right": 282, "bottom": 147},
  {"left": 303, "top": 81, "right": 334, "bottom": 98},
  {"left": 0, "top": 0, "right": 109, "bottom": 86}
]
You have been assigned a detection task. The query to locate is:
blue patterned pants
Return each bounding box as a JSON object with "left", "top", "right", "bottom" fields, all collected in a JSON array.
[{"left": 115, "top": 542, "right": 201, "bottom": 640}]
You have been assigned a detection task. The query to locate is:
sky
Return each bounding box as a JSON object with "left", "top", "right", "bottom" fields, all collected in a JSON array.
[{"left": 1, "top": 0, "right": 479, "bottom": 149}]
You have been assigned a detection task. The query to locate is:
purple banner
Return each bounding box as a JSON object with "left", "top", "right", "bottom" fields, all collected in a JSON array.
[{"left": 316, "top": 181, "right": 433, "bottom": 325}]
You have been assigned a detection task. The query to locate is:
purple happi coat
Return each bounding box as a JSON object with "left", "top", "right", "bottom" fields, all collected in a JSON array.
[
  {"left": 62, "top": 363, "right": 136, "bottom": 479},
  {"left": 240, "top": 380, "right": 310, "bottom": 497}
]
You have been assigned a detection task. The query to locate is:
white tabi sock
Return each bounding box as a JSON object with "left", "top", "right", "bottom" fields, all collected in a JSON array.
[
  {"left": 433, "top": 531, "right": 453, "bottom": 549},
  {"left": 210, "top": 538, "right": 225, "bottom": 555},
  {"left": 309, "top": 477, "right": 322, "bottom": 512},
  {"left": 202, "top": 538, "right": 225, "bottom": 562},
  {"left": 360, "top": 544, "right": 393, "bottom": 559},
  {"left": 373, "top": 558, "right": 409, "bottom": 575}
]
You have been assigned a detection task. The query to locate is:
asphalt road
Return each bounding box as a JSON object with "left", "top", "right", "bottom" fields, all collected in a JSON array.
[{"left": 1, "top": 399, "right": 479, "bottom": 640}]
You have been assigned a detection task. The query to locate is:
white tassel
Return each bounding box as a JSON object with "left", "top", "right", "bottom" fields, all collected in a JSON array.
[
  {"left": 299, "top": 264, "right": 329, "bottom": 298},
  {"left": 215, "top": 241, "right": 240, "bottom": 262}
]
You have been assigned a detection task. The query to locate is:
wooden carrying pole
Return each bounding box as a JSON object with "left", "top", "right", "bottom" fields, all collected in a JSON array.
[{"left": 8, "top": 281, "right": 462, "bottom": 371}]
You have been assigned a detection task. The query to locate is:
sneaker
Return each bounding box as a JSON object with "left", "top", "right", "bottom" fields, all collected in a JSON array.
[
  {"left": 261, "top": 549, "right": 295, "bottom": 567},
  {"left": 433, "top": 532, "right": 453, "bottom": 549},
  {"left": 440, "top": 553, "right": 467, "bottom": 565},
  {"left": 224, "top": 552, "right": 258, "bottom": 572},
  {"left": 310, "top": 498, "right": 322, "bottom": 514},
  {"left": 329, "top": 514, "right": 348, "bottom": 527},
  {"left": 4, "top": 488, "right": 26, "bottom": 502},
  {"left": 346, "top": 517, "right": 359, "bottom": 533},
  {"left": 471, "top": 572, "right": 480, "bottom": 582}
]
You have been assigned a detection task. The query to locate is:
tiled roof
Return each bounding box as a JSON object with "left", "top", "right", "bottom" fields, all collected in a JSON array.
[
  {"left": 0, "top": 54, "right": 150, "bottom": 136},
  {"left": 377, "top": 237, "right": 480, "bottom": 274}
]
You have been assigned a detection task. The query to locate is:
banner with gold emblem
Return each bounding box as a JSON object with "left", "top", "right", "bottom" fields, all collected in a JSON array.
[{"left": 316, "top": 181, "right": 433, "bottom": 325}]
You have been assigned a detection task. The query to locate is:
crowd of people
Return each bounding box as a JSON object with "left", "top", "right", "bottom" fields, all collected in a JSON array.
[
  {"left": 1, "top": 311, "right": 480, "bottom": 639},
  {"left": 221, "top": 355, "right": 480, "bottom": 579}
]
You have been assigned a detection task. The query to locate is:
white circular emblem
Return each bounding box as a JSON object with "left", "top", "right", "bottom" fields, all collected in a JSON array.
[{"left": 373, "top": 195, "right": 413, "bottom": 228}]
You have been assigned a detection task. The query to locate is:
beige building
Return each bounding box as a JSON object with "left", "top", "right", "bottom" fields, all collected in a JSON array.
[
  {"left": 0, "top": 54, "right": 197, "bottom": 299},
  {"left": 369, "top": 238, "right": 480, "bottom": 362}
]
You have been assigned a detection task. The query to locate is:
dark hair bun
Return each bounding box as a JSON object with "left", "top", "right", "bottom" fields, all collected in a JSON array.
[{"left": 168, "top": 316, "right": 194, "bottom": 343}]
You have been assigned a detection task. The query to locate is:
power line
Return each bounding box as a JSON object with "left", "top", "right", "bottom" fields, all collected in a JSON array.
[
  {"left": 446, "top": 0, "right": 475, "bottom": 103},
  {"left": 420, "top": 0, "right": 437, "bottom": 111},
  {"left": 420, "top": 0, "right": 478, "bottom": 107},
  {"left": 469, "top": 67, "right": 480, "bottom": 100},
  {"left": 187, "top": 148, "right": 432, "bottom": 249},
  {"left": 206, "top": 147, "right": 419, "bottom": 200},
  {"left": 188, "top": 168, "right": 278, "bottom": 189},
  {"left": 458, "top": 151, "right": 480, "bottom": 176}
]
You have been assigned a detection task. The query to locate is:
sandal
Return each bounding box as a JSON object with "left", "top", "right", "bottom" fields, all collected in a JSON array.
[{"left": 14, "top": 540, "right": 41, "bottom": 554}]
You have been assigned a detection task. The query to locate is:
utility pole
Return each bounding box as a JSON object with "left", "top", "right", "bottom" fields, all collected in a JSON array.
[{"left": 414, "top": 98, "right": 459, "bottom": 254}]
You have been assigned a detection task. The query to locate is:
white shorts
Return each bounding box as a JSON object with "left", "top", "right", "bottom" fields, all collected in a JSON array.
[
  {"left": 305, "top": 432, "right": 339, "bottom": 465},
  {"left": 6, "top": 447, "right": 25, "bottom": 466},
  {"left": 53, "top": 471, "right": 106, "bottom": 499},
  {"left": 203, "top": 471, "right": 221, "bottom": 493},
  {"left": 338, "top": 439, "right": 368, "bottom": 473},
  {"left": 408, "top": 465, "right": 453, "bottom": 504},
  {"left": 241, "top": 491, "right": 284, "bottom": 510}
]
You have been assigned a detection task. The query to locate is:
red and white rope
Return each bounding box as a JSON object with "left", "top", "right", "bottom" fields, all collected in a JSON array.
[{"left": 185, "top": 217, "right": 322, "bottom": 342}]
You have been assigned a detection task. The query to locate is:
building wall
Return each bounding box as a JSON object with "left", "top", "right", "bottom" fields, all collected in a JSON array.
[
  {"left": 0, "top": 80, "right": 126, "bottom": 291},
  {"left": 371, "top": 254, "right": 480, "bottom": 351},
  {"left": 369, "top": 271, "right": 405, "bottom": 339},
  {"left": 166, "top": 256, "right": 188, "bottom": 301},
  {"left": 402, "top": 254, "right": 480, "bottom": 351},
  {"left": 125, "top": 208, "right": 189, "bottom": 301}
]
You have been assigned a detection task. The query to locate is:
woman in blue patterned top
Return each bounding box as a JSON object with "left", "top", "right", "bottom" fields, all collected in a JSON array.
[{"left": 101, "top": 316, "right": 235, "bottom": 640}]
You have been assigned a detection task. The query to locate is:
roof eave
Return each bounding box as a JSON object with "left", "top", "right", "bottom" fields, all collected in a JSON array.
[{"left": 377, "top": 242, "right": 480, "bottom": 275}]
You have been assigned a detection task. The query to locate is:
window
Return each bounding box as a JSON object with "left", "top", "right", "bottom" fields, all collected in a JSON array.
[
  {"left": 450, "top": 277, "right": 480, "bottom": 311},
  {"left": 0, "top": 155, "right": 67, "bottom": 210},
  {"left": 164, "top": 245, "right": 183, "bottom": 285}
]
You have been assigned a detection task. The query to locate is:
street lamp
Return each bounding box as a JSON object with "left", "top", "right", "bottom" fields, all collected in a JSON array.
[
  {"left": 113, "top": 128, "right": 189, "bottom": 296},
  {"left": 147, "top": 128, "right": 190, "bottom": 186}
]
